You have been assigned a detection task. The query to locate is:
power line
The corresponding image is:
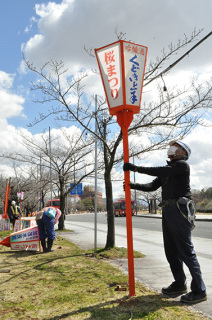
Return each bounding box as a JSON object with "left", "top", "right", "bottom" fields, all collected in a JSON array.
[{"left": 144, "top": 31, "right": 212, "bottom": 87}]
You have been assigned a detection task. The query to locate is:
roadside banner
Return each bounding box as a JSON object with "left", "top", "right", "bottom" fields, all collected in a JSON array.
[
  {"left": 0, "top": 217, "right": 10, "bottom": 231},
  {"left": 0, "top": 226, "right": 40, "bottom": 252},
  {"left": 13, "top": 217, "right": 37, "bottom": 233}
]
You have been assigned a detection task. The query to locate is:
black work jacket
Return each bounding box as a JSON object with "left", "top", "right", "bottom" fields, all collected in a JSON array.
[{"left": 132, "top": 159, "right": 191, "bottom": 200}]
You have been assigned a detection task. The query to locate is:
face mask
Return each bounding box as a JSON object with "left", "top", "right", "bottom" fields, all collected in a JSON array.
[{"left": 167, "top": 146, "right": 178, "bottom": 157}]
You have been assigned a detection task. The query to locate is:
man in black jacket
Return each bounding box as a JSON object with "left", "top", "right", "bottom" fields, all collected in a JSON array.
[{"left": 123, "top": 140, "right": 207, "bottom": 304}]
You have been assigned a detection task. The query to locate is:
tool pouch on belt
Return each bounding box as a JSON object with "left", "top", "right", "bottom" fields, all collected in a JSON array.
[{"left": 177, "top": 197, "right": 196, "bottom": 230}]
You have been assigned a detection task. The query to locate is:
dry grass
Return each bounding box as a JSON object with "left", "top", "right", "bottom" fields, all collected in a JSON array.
[{"left": 0, "top": 231, "right": 209, "bottom": 320}]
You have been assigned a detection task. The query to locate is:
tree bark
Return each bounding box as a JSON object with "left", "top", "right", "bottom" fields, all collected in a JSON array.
[{"left": 104, "top": 168, "right": 115, "bottom": 248}]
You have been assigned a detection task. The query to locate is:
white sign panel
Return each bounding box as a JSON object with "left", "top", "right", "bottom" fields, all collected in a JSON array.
[
  {"left": 10, "top": 226, "right": 40, "bottom": 252},
  {"left": 123, "top": 42, "right": 148, "bottom": 107},
  {"left": 96, "top": 42, "right": 123, "bottom": 109},
  {"left": 0, "top": 218, "right": 10, "bottom": 231},
  {"left": 11, "top": 241, "right": 40, "bottom": 251}
]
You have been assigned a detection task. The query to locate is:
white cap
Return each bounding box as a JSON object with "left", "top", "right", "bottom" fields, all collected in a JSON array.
[
  {"left": 169, "top": 140, "right": 191, "bottom": 158},
  {"left": 11, "top": 200, "right": 16, "bottom": 205}
]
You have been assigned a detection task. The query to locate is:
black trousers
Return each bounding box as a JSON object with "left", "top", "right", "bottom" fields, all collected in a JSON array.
[
  {"left": 10, "top": 215, "right": 19, "bottom": 227},
  {"left": 162, "top": 204, "right": 206, "bottom": 293}
]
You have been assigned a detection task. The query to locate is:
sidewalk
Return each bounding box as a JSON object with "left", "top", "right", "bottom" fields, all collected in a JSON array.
[
  {"left": 62, "top": 216, "right": 212, "bottom": 320},
  {"left": 112, "top": 226, "right": 212, "bottom": 319},
  {"left": 136, "top": 212, "right": 212, "bottom": 221}
]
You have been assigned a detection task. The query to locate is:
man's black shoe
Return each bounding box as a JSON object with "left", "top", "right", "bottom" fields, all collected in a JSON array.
[
  {"left": 162, "top": 284, "right": 187, "bottom": 295},
  {"left": 181, "top": 291, "right": 207, "bottom": 304}
]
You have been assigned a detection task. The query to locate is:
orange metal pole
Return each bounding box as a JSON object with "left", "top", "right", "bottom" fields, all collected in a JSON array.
[
  {"left": 3, "top": 178, "right": 11, "bottom": 219},
  {"left": 3, "top": 185, "right": 8, "bottom": 218},
  {"left": 117, "top": 110, "right": 135, "bottom": 296}
]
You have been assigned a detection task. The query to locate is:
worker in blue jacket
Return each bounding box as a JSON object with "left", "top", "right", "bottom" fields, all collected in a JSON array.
[{"left": 36, "top": 207, "right": 61, "bottom": 253}]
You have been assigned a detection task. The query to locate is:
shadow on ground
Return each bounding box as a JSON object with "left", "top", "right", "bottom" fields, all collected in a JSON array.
[{"left": 47, "top": 293, "right": 185, "bottom": 320}]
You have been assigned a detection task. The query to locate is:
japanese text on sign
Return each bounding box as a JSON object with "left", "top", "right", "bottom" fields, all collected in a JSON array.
[
  {"left": 129, "top": 55, "right": 140, "bottom": 105},
  {"left": 11, "top": 242, "right": 40, "bottom": 251},
  {"left": 125, "top": 44, "right": 145, "bottom": 56},
  {"left": 124, "top": 42, "right": 147, "bottom": 108},
  {"left": 11, "top": 230, "right": 39, "bottom": 242},
  {"left": 95, "top": 40, "right": 147, "bottom": 114},
  {"left": 105, "top": 50, "right": 119, "bottom": 100}
]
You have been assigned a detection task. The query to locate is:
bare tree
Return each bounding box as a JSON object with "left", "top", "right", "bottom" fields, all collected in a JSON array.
[
  {"left": 21, "top": 29, "right": 212, "bottom": 247},
  {"left": 1, "top": 128, "right": 95, "bottom": 229},
  {"left": 0, "top": 163, "right": 45, "bottom": 215}
]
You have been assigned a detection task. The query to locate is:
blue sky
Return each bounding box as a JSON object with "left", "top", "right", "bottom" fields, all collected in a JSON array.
[
  {"left": 0, "top": 1, "right": 39, "bottom": 73},
  {"left": 0, "top": 0, "right": 212, "bottom": 196},
  {"left": 0, "top": 0, "right": 61, "bottom": 133}
]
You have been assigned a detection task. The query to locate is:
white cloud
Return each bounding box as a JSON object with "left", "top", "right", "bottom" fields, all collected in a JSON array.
[
  {"left": 0, "top": 71, "right": 25, "bottom": 155},
  {"left": 22, "top": 0, "right": 212, "bottom": 76},
  {"left": 184, "top": 124, "right": 212, "bottom": 189},
  {"left": 0, "top": 71, "right": 25, "bottom": 120},
  {"left": 2, "top": 0, "right": 212, "bottom": 197},
  {"left": 0, "top": 90, "right": 25, "bottom": 119},
  {"left": 0, "top": 71, "right": 14, "bottom": 89}
]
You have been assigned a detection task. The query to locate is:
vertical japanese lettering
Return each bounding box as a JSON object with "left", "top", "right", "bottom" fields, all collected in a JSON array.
[
  {"left": 129, "top": 54, "right": 140, "bottom": 104},
  {"left": 104, "top": 50, "right": 119, "bottom": 100}
]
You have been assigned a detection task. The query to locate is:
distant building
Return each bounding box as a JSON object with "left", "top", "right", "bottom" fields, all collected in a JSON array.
[
  {"left": 79, "top": 185, "right": 103, "bottom": 210},
  {"left": 70, "top": 194, "right": 81, "bottom": 203}
]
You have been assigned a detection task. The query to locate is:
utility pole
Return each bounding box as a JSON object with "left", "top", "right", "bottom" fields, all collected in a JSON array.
[
  {"left": 133, "top": 156, "right": 137, "bottom": 215},
  {"left": 94, "top": 94, "right": 98, "bottom": 253},
  {"left": 49, "top": 127, "right": 53, "bottom": 204}
]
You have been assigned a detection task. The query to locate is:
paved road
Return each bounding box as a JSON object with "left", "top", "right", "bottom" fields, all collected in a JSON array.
[
  {"left": 66, "top": 212, "right": 212, "bottom": 239},
  {"left": 59, "top": 213, "right": 212, "bottom": 319}
]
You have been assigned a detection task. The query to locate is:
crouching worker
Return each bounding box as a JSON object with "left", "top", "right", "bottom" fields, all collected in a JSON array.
[{"left": 36, "top": 207, "right": 61, "bottom": 253}]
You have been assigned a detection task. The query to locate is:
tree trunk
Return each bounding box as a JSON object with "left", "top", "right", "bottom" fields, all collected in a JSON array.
[
  {"left": 58, "top": 177, "right": 66, "bottom": 230},
  {"left": 104, "top": 169, "right": 115, "bottom": 248}
]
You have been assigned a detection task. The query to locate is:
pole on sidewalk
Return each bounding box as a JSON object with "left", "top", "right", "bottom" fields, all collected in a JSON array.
[
  {"left": 133, "top": 156, "right": 137, "bottom": 215},
  {"left": 49, "top": 127, "right": 53, "bottom": 203},
  {"left": 94, "top": 95, "right": 98, "bottom": 253}
]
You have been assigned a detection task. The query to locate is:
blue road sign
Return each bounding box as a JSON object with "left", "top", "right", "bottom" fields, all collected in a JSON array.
[{"left": 70, "top": 183, "right": 83, "bottom": 195}]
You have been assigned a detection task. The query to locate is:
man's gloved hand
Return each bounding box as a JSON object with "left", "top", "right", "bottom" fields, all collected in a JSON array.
[
  {"left": 123, "top": 162, "right": 137, "bottom": 172},
  {"left": 129, "top": 182, "right": 136, "bottom": 189},
  {"left": 123, "top": 181, "right": 136, "bottom": 191}
]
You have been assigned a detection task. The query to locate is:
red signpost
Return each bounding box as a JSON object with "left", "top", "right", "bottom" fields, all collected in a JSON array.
[
  {"left": 3, "top": 178, "right": 11, "bottom": 219},
  {"left": 95, "top": 40, "right": 148, "bottom": 296}
]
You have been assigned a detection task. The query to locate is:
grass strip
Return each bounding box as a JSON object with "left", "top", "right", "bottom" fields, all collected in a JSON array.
[{"left": 0, "top": 231, "right": 209, "bottom": 320}]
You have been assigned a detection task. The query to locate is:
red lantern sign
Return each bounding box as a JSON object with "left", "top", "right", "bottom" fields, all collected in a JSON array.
[
  {"left": 17, "top": 192, "right": 24, "bottom": 210},
  {"left": 95, "top": 40, "right": 148, "bottom": 297},
  {"left": 17, "top": 192, "right": 24, "bottom": 200},
  {"left": 95, "top": 40, "right": 148, "bottom": 115}
]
